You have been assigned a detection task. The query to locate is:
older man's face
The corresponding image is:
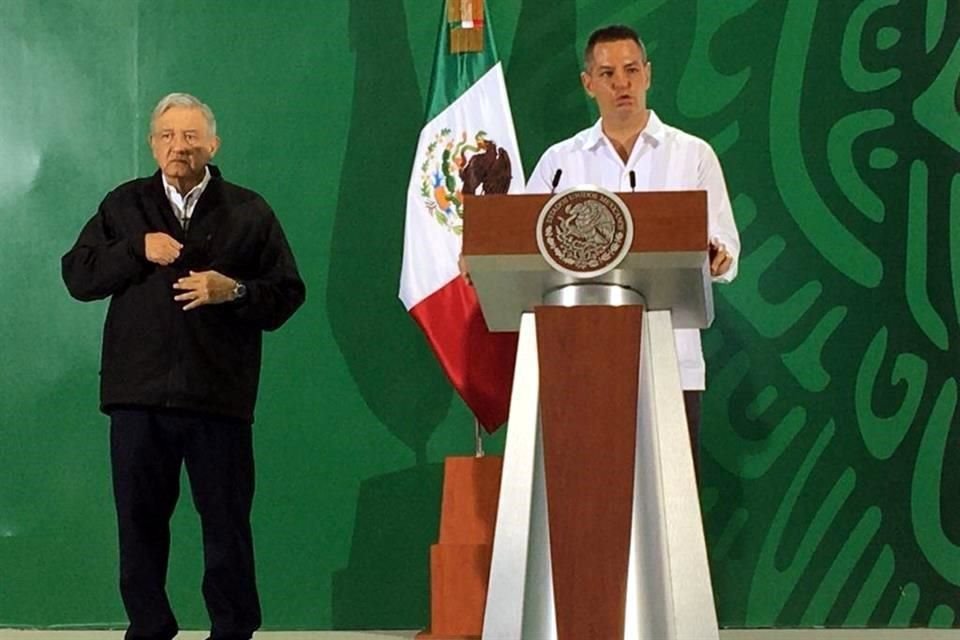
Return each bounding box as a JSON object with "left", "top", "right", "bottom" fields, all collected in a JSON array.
[{"left": 149, "top": 106, "right": 219, "bottom": 184}]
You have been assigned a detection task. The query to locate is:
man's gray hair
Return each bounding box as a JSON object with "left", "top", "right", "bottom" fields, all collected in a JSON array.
[{"left": 150, "top": 92, "right": 217, "bottom": 136}]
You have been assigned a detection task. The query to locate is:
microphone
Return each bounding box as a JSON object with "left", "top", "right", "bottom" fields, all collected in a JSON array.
[
  {"left": 629, "top": 170, "right": 636, "bottom": 192},
  {"left": 551, "top": 169, "right": 562, "bottom": 193}
]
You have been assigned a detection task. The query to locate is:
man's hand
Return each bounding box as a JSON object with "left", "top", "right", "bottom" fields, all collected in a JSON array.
[
  {"left": 458, "top": 253, "right": 473, "bottom": 286},
  {"left": 173, "top": 270, "right": 237, "bottom": 310},
  {"left": 145, "top": 232, "right": 183, "bottom": 266},
  {"left": 709, "top": 239, "right": 733, "bottom": 277}
]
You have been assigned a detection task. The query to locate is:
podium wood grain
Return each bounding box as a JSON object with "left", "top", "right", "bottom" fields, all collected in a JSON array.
[{"left": 535, "top": 305, "right": 643, "bottom": 640}]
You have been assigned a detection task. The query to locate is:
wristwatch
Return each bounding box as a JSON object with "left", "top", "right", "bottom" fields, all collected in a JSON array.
[{"left": 232, "top": 280, "right": 248, "bottom": 301}]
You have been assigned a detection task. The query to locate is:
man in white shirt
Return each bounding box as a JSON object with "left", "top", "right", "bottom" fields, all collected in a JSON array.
[{"left": 525, "top": 25, "right": 741, "bottom": 472}]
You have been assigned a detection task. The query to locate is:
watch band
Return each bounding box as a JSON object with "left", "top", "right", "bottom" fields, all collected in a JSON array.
[{"left": 232, "top": 280, "right": 248, "bottom": 301}]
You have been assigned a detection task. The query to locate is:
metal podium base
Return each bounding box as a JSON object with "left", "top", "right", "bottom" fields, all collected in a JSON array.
[
  {"left": 542, "top": 283, "right": 645, "bottom": 307},
  {"left": 482, "top": 309, "right": 718, "bottom": 640}
]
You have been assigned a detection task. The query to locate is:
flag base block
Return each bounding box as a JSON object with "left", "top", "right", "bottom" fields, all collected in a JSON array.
[{"left": 418, "top": 455, "right": 502, "bottom": 639}]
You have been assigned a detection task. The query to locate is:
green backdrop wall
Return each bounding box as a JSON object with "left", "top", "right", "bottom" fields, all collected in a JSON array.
[{"left": 0, "top": 0, "right": 957, "bottom": 631}]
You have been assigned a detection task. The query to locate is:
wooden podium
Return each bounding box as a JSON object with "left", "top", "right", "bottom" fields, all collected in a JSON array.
[{"left": 462, "top": 190, "right": 720, "bottom": 640}]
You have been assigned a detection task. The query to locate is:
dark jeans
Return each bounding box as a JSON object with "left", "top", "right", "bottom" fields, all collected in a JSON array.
[
  {"left": 683, "top": 390, "right": 702, "bottom": 480},
  {"left": 110, "top": 408, "right": 261, "bottom": 640}
]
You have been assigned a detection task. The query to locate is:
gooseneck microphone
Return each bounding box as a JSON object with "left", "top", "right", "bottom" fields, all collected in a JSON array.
[
  {"left": 551, "top": 169, "right": 563, "bottom": 193},
  {"left": 629, "top": 170, "right": 637, "bottom": 192}
]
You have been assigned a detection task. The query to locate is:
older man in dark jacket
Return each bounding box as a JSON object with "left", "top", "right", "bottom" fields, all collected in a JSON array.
[{"left": 62, "top": 92, "right": 305, "bottom": 640}]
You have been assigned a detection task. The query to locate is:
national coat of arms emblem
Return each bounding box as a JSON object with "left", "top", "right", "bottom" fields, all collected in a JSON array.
[
  {"left": 420, "top": 129, "right": 513, "bottom": 235},
  {"left": 536, "top": 187, "right": 634, "bottom": 279}
]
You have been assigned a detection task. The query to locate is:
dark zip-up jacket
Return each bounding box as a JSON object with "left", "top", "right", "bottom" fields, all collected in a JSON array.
[{"left": 62, "top": 166, "right": 306, "bottom": 422}]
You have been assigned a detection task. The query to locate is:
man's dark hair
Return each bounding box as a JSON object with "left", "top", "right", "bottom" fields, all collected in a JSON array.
[{"left": 584, "top": 25, "right": 648, "bottom": 70}]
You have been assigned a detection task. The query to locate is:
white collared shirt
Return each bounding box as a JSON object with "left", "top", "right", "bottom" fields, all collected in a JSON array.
[
  {"left": 525, "top": 111, "right": 741, "bottom": 390},
  {"left": 162, "top": 165, "right": 212, "bottom": 230}
]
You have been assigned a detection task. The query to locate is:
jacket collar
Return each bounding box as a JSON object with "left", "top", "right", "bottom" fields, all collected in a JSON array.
[{"left": 144, "top": 165, "right": 225, "bottom": 231}]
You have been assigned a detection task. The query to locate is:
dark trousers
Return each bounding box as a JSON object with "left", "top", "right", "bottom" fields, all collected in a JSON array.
[
  {"left": 683, "top": 390, "right": 702, "bottom": 480},
  {"left": 110, "top": 408, "right": 261, "bottom": 640}
]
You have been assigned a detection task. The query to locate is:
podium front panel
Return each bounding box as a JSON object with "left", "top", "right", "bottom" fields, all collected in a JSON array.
[{"left": 462, "top": 191, "right": 713, "bottom": 332}]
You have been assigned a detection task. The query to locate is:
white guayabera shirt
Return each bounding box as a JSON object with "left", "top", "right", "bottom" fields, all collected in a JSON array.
[{"left": 525, "top": 110, "right": 741, "bottom": 390}]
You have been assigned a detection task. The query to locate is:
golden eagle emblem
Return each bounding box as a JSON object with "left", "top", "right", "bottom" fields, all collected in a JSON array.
[{"left": 420, "top": 129, "right": 513, "bottom": 235}]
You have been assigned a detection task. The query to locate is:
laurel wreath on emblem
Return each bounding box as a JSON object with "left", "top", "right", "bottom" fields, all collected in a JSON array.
[
  {"left": 420, "top": 128, "right": 464, "bottom": 234},
  {"left": 420, "top": 128, "right": 513, "bottom": 236}
]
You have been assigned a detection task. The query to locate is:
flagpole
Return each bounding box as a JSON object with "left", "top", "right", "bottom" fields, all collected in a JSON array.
[
  {"left": 474, "top": 416, "right": 485, "bottom": 458},
  {"left": 410, "top": 4, "right": 514, "bottom": 637}
]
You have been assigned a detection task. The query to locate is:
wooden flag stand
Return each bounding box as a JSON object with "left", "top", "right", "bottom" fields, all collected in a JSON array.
[{"left": 417, "top": 454, "right": 502, "bottom": 639}]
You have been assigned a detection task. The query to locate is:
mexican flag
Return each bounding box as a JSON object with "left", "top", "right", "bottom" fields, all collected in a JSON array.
[{"left": 398, "top": 1, "right": 522, "bottom": 433}]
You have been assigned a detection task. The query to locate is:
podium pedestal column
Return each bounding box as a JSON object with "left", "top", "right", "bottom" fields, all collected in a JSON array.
[{"left": 483, "top": 310, "right": 719, "bottom": 640}]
